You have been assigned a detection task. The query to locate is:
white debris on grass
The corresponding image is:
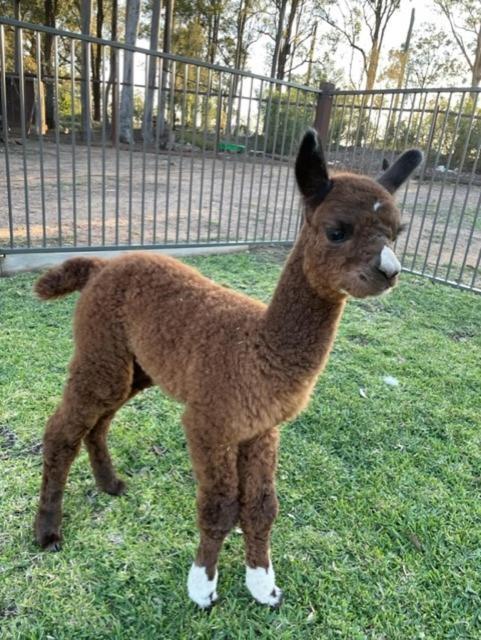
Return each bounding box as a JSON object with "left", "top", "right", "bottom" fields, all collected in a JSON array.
[{"left": 383, "top": 375, "right": 399, "bottom": 387}]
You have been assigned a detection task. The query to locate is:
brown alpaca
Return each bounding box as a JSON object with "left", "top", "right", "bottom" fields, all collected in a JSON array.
[{"left": 34, "top": 129, "right": 422, "bottom": 608}]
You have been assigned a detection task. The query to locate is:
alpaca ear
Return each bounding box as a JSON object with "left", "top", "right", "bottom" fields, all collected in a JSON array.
[
  {"left": 295, "top": 128, "right": 332, "bottom": 208},
  {"left": 377, "top": 149, "right": 423, "bottom": 193}
]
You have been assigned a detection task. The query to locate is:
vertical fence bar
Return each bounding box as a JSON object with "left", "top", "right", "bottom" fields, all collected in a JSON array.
[
  {"left": 176, "top": 62, "right": 189, "bottom": 243},
  {"left": 164, "top": 59, "right": 176, "bottom": 243},
  {"left": 277, "top": 87, "right": 301, "bottom": 241},
  {"left": 53, "top": 35, "right": 62, "bottom": 246},
  {"left": 352, "top": 93, "right": 368, "bottom": 169},
  {"left": 332, "top": 95, "right": 348, "bottom": 166},
  {"left": 187, "top": 65, "right": 201, "bottom": 243},
  {"left": 100, "top": 44, "right": 107, "bottom": 245},
  {"left": 85, "top": 39, "right": 92, "bottom": 245},
  {"left": 252, "top": 80, "right": 274, "bottom": 241},
  {"left": 396, "top": 90, "right": 421, "bottom": 225},
  {"left": 262, "top": 82, "right": 284, "bottom": 240},
  {"left": 226, "top": 72, "right": 245, "bottom": 241},
  {"left": 0, "top": 25, "right": 13, "bottom": 247},
  {"left": 127, "top": 48, "right": 135, "bottom": 246},
  {"left": 376, "top": 91, "right": 396, "bottom": 172},
  {"left": 197, "top": 66, "right": 212, "bottom": 242},
  {"left": 270, "top": 84, "right": 293, "bottom": 240},
  {"left": 17, "top": 28, "right": 31, "bottom": 247},
  {"left": 244, "top": 79, "right": 265, "bottom": 241},
  {"left": 70, "top": 39, "right": 77, "bottom": 246},
  {"left": 140, "top": 52, "right": 149, "bottom": 246},
  {"left": 35, "top": 32, "right": 47, "bottom": 246},
  {"left": 286, "top": 90, "right": 312, "bottom": 240},
  {"left": 216, "top": 72, "right": 234, "bottom": 242},
  {"left": 235, "top": 74, "right": 255, "bottom": 243},
  {"left": 358, "top": 91, "right": 376, "bottom": 172},
  {"left": 365, "top": 92, "right": 385, "bottom": 175},
  {"left": 152, "top": 56, "right": 164, "bottom": 244},
  {"left": 207, "top": 70, "right": 223, "bottom": 243},
  {"left": 342, "top": 94, "right": 356, "bottom": 169},
  {"left": 114, "top": 47, "right": 121, "bottom": 245}
]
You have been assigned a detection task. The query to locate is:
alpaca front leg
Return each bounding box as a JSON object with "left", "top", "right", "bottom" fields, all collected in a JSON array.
[
  {"left": 238, "top": 428, "right": 282, "bottom": 607},
  {"left": 184, "top": 413, "right": 240, "bottom": 608}
]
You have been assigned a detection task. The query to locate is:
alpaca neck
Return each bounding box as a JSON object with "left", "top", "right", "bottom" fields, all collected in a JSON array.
[{"left": 261, "top": 240, "right": 346, "bottom": 377}]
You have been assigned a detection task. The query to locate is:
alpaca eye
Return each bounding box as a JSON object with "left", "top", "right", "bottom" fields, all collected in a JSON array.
[{"left": 326, "top": 225, "right": 351, "bottom": 243}]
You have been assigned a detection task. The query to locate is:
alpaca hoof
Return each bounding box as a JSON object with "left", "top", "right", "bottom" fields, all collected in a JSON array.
[
  {"left": 102, "top": 477, "right": 127, "bottom": 496},
  {"left": 246, "top": 563, "right": 282, "bottom": 607},
  {"left": 187, "top": 563, "right": 219, "bottom": 609},
  {"left": 265, "top": 586, "right": 283, "bottom": 608},
  {"left": 37, "top": 530, "right": 62, "bottom": 552},
  {"left": 251, "top": 585, "right": 283, "bottom": 608}
]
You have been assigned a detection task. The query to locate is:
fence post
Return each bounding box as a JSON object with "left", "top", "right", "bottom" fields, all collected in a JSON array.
[{"left": 314, "top": 81, "right": 335, "bottom": 148}]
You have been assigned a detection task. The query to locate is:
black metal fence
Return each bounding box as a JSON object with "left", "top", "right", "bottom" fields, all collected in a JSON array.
[{"left": 1, "top": 18, "right": 480, "bottom": 292}]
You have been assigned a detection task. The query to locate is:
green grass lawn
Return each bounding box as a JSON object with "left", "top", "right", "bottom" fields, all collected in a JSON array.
[{"left": 1, "top": 249, "right": 481, "bottom": 639}]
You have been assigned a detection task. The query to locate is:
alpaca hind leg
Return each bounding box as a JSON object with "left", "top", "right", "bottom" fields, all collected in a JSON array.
[
  {"left": 84, "top": 360, "right": 153, "bottom": 495},
  {"left": 35, "top": 400, "right": 104, "bottom": 550},
  {"left": 35, "top": 359, "right": 133, "bottom": 550},
  {"left": 84, "top": 411, "right": 126, "bottom": 496},
  {"left": 183, "top": 410, "right": 240, "bottom": 608},
  {"left": 238, "top": 428, "right": 282, "bottom": 606}
]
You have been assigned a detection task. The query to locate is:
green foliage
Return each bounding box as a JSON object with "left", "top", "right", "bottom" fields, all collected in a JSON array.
[
  {"left": 1, "top": 252, "right": 481, "bottom": 638},
  {"left": 261, "top": 88, "right": 314, "bottom": 156}
]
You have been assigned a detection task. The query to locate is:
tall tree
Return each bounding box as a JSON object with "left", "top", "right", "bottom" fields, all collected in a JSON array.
[
  {"left": 276, "top": 0, "right": 302, "bottom": 80},
  {"left": 119, "top": 0, "right": 141, "bottom": 143},
  {"left": 270, "top": 0, "right": 288, "bottom": 79},
  {"left": 382, "top": 23, "right": 465, "bottom": 89},
  {"left": 434, "top": 0, "right": 481, "bottom": 87},
  {"left": 225, "top": 0, "right": 264, "bottom": 132},
  {"left": 318, "top": 0, "right": 401, "bottom": 90}
]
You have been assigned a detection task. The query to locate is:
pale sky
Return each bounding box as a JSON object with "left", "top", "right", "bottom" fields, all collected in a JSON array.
[{"left": 248, "top": 1, "right": 448, "bottom": 88}]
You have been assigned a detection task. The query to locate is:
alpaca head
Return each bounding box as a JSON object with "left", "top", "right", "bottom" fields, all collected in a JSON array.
[{"left": 295, "top": 129, "right": 423, "bottom": 300}]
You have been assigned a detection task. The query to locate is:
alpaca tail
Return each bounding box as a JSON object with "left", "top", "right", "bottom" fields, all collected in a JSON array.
[{"left": 35, "top": 257, "right": 106, "bottom": 300}]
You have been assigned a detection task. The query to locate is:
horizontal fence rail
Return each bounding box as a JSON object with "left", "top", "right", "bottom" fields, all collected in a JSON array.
[{"left": 0, "top": 18, "right": 480, "bottom": 293}]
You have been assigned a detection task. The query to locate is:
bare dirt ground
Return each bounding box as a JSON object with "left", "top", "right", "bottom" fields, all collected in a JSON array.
[{"left": 1, "top": 140, "right": 480, "bottom": 289}]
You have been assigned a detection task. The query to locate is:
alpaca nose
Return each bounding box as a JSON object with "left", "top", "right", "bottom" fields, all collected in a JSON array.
[{"left": 378, "top": 246, "right": 401, "bottom": 278}]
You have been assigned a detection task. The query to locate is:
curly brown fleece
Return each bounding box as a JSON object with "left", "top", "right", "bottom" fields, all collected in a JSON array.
[{"left": 34, "top": 129, "right": 422, "bottom": 607}]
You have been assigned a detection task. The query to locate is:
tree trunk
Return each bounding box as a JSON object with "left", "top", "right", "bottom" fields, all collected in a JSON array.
[
  {"left": 43, "top": 0, "right": 57, "bottom": 130},
  {"left": 208, "top": 10, "right": 221, "bottom": 64},
  {"left": 92, "top": 0, "right": 104, "bottom": 122},
  {"left": 365, "top": 43, "right": 380, "bottom": 90},
  {"left": 119, "top": 0, "right": 141, "bottom": 143},
  {"left": 158, "top": 0, "right": 174, "bottom": 140},
  {"left": 142, "top": 0, "right": 162, "bottom": 144},
  {"left": 80, "top": 0, "right": 92, "bottom": 142},
  {"left": 277, "top": 0, "right": 299, "bottom": 80},
  {"left": 305, "top": 21, "right": 318, "bottom": 86},
  {"left": 270, "top": 0, "right": 288, "bottom": 79},
  {"left": 106, "top": 0, "right": 118, "bottom": 142},
  {"left": 472, "top": 25, "right": 481, "bottom": 88},
  {"left": 226, "top": 0, "right": 251, "bottom": 135},
  {"left": 14, "top": 0, "right": 21, "bottom": 74}
]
